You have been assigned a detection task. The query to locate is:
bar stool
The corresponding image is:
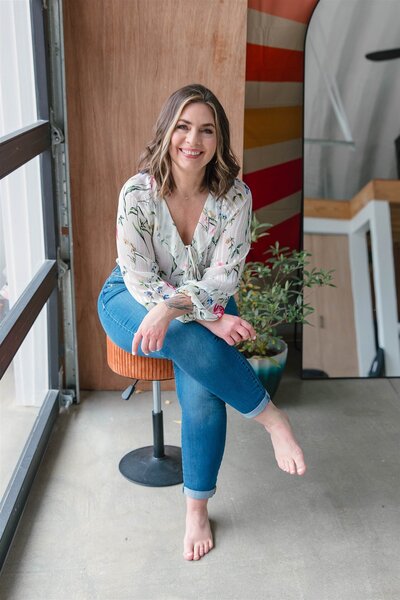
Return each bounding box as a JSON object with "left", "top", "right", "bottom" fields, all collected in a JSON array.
[{"left": 106, "top": 336, "right": 183, "bottom": 487}]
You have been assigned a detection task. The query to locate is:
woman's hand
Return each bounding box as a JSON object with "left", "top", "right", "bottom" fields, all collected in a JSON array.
[
  {"left": 132, "top": 293, "right": 194, "bottom": 355},
  {"left": 132, "top": 303, "right": 172, "bottom": 355},
  {"left": 199, "top": 314, "right": 256, "bottom": 346}
]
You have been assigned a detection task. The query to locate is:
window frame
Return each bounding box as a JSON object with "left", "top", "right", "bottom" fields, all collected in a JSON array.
[{"left": 0, "top": 0, "right": 77, "bottom": 570}]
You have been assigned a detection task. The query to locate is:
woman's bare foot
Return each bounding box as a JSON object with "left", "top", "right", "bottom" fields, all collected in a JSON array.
[
  {"left": 183, "top": 498, "right": 214, "bottom": 561},
  {"left": 254, "top": 400, "right": 306, "bottom": 476}
]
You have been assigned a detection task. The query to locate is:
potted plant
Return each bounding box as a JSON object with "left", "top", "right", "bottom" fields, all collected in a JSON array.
[{"left": 236, "top": 215, "right": 334, "bottom": 398}]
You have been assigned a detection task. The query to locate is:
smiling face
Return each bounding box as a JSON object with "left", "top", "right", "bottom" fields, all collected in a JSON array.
[{"left": 168, "top": 102, "right": 217, "bottom": 180}]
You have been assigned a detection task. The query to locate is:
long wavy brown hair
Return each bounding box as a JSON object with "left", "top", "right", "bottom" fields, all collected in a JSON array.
[{"left": 138, "top": 84, "right": 240, "bottom": 200}]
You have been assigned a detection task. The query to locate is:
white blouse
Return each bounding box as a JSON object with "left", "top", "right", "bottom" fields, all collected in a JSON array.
[{"left": 116, "top": 172, "right": 252, "bottom": 322}]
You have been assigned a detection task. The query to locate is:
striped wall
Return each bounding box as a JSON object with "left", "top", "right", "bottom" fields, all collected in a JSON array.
[{"left": 244, "top": 0, "right": 319, "bottom": 257}]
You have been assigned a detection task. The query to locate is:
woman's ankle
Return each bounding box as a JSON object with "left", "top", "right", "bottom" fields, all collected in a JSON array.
[
  {"left": 253, "top": 400, "right": 284, "bottom": 431},
  {"left": 186, "top": 497, "right": 209, "bottom": 514}
]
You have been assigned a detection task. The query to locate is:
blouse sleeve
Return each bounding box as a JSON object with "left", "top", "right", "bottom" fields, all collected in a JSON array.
[
  {"left": 116, "top": 177, "right": 178, "bottom": 310},
  {"left": 174, "top": 180, "right": 252, "bottom": 323}
]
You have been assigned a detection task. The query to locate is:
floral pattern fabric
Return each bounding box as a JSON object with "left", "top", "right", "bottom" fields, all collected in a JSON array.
[{"left": 116, "top": 172, "right": 252, "bottom": 322}]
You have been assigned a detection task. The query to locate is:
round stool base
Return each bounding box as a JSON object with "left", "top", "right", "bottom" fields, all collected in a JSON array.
[{"left": 119, "top": 445, "right": 183, "bottom": 487}]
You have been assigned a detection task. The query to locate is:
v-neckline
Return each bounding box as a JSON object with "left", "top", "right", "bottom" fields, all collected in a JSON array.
[{"left": 163, "top": 192, "right": 211, "bottom": 248}]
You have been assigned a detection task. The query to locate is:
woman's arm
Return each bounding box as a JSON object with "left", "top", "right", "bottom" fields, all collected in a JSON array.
[
  {"left": 131, "top": 294, "right": 194, "bottom": 355},
  {"left": 117, "top": 176, "right": 190, "bottom": 311},
  {"left": 131, "top": 296, "right": 256, "bottom": 355},
  {"left": 174, "top": 179, "right": 252, "bottom": 322}
]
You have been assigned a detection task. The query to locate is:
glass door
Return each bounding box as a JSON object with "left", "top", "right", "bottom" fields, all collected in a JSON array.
[{"left": 0, "top": 0, "right": 77, "bottom": 569}]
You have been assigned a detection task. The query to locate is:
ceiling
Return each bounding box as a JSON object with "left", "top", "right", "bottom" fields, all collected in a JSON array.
[{"left": 304, "top": 0, "right": 400, "bottom": 200}]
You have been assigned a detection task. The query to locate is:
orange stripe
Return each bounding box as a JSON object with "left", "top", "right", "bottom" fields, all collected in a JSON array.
[
  {"left": 247, "top": 0, "right": 319, "bottom": 25},
  {"left": 244, "top": 106, "right": 303, "bottom": 149},
  {"left": 246, "top": 44, "right": 304, "bottom": 82}
]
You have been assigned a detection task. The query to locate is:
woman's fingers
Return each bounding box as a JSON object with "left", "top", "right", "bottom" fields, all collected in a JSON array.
[
  {"left": 239, "top": 319, "right": 256, "bottom": 339},
  {"left": 132, "top": 330, "right": 143, "bottom": 355},
  {"left": 148, "top": 334, "right": 163, "bottom": 353},
  {"left": 142, "top": 333, "right": 156, "bottom": 355},
  {"left": 236, "top": 324, "right": 254, "bottom": 341},
  {"left": 132, "top": 330, "right": 164, "bottom": 355},
  {"left": 229, "top": 331, "right": 242, "bottom": 344},
  {"left": 132, "top": 329, "right": 152, "bottom": 355}
]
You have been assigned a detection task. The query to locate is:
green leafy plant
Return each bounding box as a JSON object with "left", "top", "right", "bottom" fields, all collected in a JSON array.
[{"left": 237, "top": 215, "right": 334, "bottom": 358}]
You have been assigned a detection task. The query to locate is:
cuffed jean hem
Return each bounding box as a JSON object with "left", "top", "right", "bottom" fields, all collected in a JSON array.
[
  {"left": 183, "top": 485, "right": 217, "bottom": 500},
  {"left": 242, "top": 391, "right": 270, "bottom": 419}
]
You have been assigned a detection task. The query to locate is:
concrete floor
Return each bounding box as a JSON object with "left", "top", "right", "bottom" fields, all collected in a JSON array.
[{"left": 1, "top": 350, "right": 400, "bottom": 600}]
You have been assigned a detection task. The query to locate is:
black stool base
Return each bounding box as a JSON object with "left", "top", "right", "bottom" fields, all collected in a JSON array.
[{"left": 119, "top": 445, "right": 183, "bottom": 487}]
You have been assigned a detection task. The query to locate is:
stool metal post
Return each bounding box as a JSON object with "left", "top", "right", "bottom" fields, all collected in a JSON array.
[
  {"left": 152, "top": 381, "right": 165, "bottom": 459},
  {"left": 118, "top": 378, "right": 182, "bottom": 486}
]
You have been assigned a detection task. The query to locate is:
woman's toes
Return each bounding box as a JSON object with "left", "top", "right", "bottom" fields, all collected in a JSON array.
[
  {"left": 199, "top": 544, "right": 205, "bottom": 557},
  {"left": 289, "top": 459, "right": 296, "bottom": 474},
  {"left": 297, "top": 463, "right": 307, "bottom": 475},
  {"left": 184, "top": 550, "right": 194, "bottom": 561}
]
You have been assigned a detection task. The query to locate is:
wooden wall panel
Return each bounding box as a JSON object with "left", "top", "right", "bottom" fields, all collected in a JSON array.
[
  {"left": 303, "top": 234, "right": 359, "bottom": 377},
  {"left": 63, "top": 0, "right": 248, "bottom": 389}
]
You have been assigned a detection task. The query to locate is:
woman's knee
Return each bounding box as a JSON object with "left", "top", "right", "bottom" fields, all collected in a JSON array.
[{"left": 163, "top": 319, "right": 221, "bottom": 363}]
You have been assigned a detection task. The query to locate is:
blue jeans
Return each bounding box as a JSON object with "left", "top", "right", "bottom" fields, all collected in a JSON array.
[{"left": 97, "top": 266, "right": 270, "bottom": 499}]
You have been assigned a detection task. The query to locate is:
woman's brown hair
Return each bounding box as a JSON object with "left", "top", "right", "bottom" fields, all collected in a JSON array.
[{"left": 138, "top": 84, "right": 240, "bottom": 199}]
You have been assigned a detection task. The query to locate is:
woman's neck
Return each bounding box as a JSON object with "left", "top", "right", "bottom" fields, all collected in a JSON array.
[{"left": 171, "top": 166, "right": 207, "bottom": 198}]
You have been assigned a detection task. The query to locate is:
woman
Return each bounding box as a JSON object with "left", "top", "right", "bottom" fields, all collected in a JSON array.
[{"left": 98, "top": 83, "right": 306, "bottom": 562}]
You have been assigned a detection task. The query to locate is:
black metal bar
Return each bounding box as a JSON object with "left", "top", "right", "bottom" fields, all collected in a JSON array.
[
  {"left": 0, "top": 261, "right": 58, "bottom": 380},
  {"left": 0, "top": 121, "right": 51, "bottom": 180},
  {"left": 152, "top": 411, "right": 166, "bottom": 459},
  {"left": 0, "top": 390, "right": 59, "bottom": 570}
]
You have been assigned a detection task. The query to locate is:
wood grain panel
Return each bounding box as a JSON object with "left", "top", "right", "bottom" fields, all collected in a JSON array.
[
  {"left": 304, "top": 198, "right": 351, "bottom": 220},
  {"left": 303, "top": 234, "right": 359, "bottom": 377},
  {"left": 305, "top": 180, "right": 400, "bottom": 220},
  {"left": 63, "top": 0, "right": 248, "bottom": 389},
  {"left": 351, "top": 179, "right": 400, "bottom": 214}
]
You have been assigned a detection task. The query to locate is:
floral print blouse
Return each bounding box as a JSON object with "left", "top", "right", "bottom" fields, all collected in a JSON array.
[{"left": 116, "top": 172, "right": 252, "bottom": 323}]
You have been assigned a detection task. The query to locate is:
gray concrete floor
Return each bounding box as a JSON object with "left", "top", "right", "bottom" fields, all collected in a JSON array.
[{"left": 1, "top": 349, "right": 400, "bottom": 600}]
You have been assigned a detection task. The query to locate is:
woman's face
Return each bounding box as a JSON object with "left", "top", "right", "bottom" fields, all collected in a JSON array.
[{"left": 168, "top": 102, "right": 217, "bottom": 179}]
